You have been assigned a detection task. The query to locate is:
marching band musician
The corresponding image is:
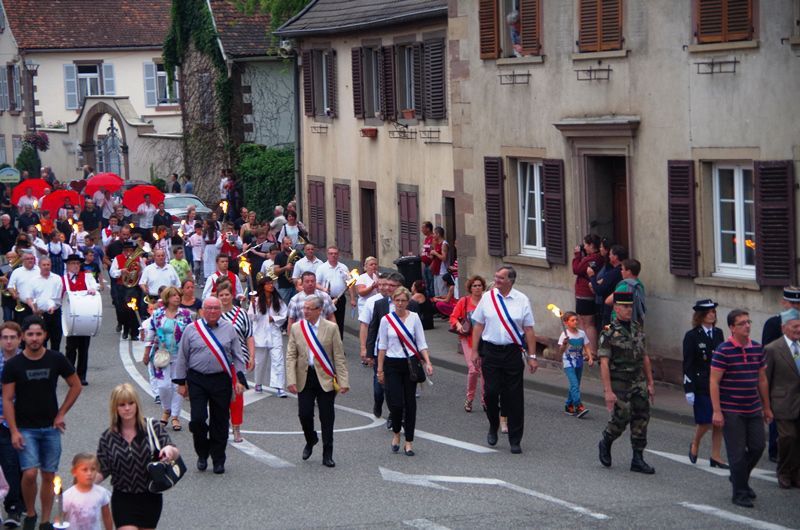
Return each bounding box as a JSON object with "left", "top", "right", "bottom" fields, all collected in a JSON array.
[
  {"left": 202, "top": 255, "right": 245, "bottom": 301},
  {"left": 101, "top": 216, "right": 120, "bottom": 248},
  {"left": 110, "top": 241, "right": 146, "bottom": 340},
  {"left": 29, "top": 257, "right": 64, "bottom": 352},
  {"left": 215, "top": 222, "right": 243, "bottom": 274},
  {"left": 62, "top": 254, "right": 99, "bottom": 385},
  {"left": 7, "top": 250, "right": 39, "bottom": 323}
]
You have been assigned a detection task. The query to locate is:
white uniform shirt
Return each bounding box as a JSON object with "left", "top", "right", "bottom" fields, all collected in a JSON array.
[
  {"left": 377, "top": 311, "right": 428, "bottom": 359},
  {"left": 64, "top": 271, "right": 99, "bottom": 292},
  {"left": 136, "top": 203, "right": 157, "bottom": 229},
  {"left": 316, "top": 261, "right": 349, "bottom": 298},
  {"left": 471, "top": 288, "right": 535, "bottom": 345},
  {"left": 291, "top": 256, "right": 321, "bottom": 280},
  {"left": 358, "top": 291, "right": 385, "bottom": 325},
  {"left": 260, "top": 258, "right": 275, "bottom": 277},
  {"left": 7, "top": 265, "right": 41, "bottom": 302},
  {"left": 29, "top": 274, "right": 64, "bottom": 311},
  {"left": 247, "top": 299, "right": 288, "bottom": 348},
  {"left": 355, "top": 273, "right": 378, "bottom": 318},
  {"left": 202, "top": 271, "right": 244, "bottom": 300},
  {"left": 17, "top": 196, "right": 36, "bottom": 210},
  {"left": 139, "top": 263, "right": 180, "bottom": 295}
]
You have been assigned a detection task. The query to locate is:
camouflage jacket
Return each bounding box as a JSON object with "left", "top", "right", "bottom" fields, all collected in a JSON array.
[{"left": 598, "top": 319, "right": 646, "bottom": 381}]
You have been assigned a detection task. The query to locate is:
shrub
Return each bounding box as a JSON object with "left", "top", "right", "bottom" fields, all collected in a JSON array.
[
  {"left": 236, "top": 144, "right": 294, "bottom": 219},
  {"left": 15, "top": 145, "right": 41, "bottom": 177}
]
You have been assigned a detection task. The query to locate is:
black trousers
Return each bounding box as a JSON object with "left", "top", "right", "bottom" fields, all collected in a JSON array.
[
  {"left": 12, "top": 305, "right": 32, "bottom": 324},
  {"left": 385, "top": 358, "right": 417, "bottom": 441},
  {"left": 298, "top": 368, "right": 336, "bottom": 454},
  {"left": 187, "top": 370, "right": 232, "bottom": 465},
  {"left": 333, "top": 295, "right": 346, "bottom": 339},
  {"left": 42, "top": 309, "right": 63, "bottom": 352},
  {"left": 65, "top": 336, "right": 91, "bottom": 383},
  {"left": 722, "top": 412, "right": 766, "bottom": 497},
  {"left": 480, "top": 341, "right": 525, "bottom": 445},
  {"left": 0, "top": 425, "right": 21, "bottom": 515},
  {"left": 114, "top": 285, "right": 142, "bottom": 337}
]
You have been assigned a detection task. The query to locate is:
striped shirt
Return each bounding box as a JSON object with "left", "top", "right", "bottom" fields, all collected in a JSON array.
[
  {"left": 711, "top": 337, "right": 765, "bottom": 414},
  {"left": 221, "top": 306, "right": 253, "bottom": 363}
]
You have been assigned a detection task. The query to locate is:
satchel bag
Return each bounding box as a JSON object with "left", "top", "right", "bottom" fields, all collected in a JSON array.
[
  {"left": 145, "top": 418, "right": 186, "bottom": 493},
  {"left": 153, "top": 348, "right": 171, "bottom": 369},
  {"left": 448, "top": 311, "right": 472, "bottom": 337},
  {"left": 398, "top": 335, "right": 426, "bottom": 383}
]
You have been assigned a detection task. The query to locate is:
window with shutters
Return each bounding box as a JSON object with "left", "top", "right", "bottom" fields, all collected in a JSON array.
[
  {"left": 198, "top": 73, "right": 214, "bottom": 126},
  {"left": 479, "top": 0, "right": 542, "bottom": 59},
  {"left": 307, "top": 49, "right": 337, "bottom": 118},
  {"left": 398, "top": 189, "right": 420, "bottom": 257},
  {"left": 695, "top": 0, "right": 754, "bottom": 44},
  {"left": 11, "top": 135, "right": 22, "bottom": 162},
  {"left": 155, "top": 63, "right": 180, "bottom": 105},
  {"left": 712, "top": 163, "right": 755, "bottom": 278},
  {"left": 397, "top": 45, "right": 416, "bottom": 114},
  {"left": 5, "top": 65, "right": 21, "bottom": 112},
  {"left": 577, "top": 0, "right": 624, "bottom": 53},
  {"left": 362, "top": 48, "right": 381, "bottom": 118},
  {"left": 333, "top": 184, "right": 352, "bottom": 255},
  {"left": 77, "top": 64, "right": 101, "bottom": 106},
  {"left": 0, "top": 67, "right": 8, "bottom": 111},
  {"left": 516, "top": 160, "right": 546, "bottom": 258},
  {"left": 0, "top": 135, "right": 6, "bottom": 165},
  {"left": 307, "top": 180, "right": 327, "bottom": 247}
]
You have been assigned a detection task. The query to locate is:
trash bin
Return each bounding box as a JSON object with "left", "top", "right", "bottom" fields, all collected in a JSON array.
[{"left": 393, "top": 255, "right": 422, "bottom": 289}]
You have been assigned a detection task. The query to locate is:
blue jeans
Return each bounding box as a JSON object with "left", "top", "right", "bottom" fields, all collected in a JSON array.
[
  {"left": 422, "top": 265, "right": 434, "bottom": 298},
  {"left": 277, "top": 286, "right": 295, "bottom": 306},
  {"left": 0, "top": 425, "right": 21, "bottom": 514},
  {"left": 17, "top": 427, "right": 61, "bottom": 472},
  {"left": 564, "top": 366, "right": 583, "bottom": 406}
]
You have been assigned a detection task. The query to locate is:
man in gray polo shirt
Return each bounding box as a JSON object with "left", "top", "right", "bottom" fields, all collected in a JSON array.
[{"left": 175, "top": 297, "right": 245, "bottom": 474}]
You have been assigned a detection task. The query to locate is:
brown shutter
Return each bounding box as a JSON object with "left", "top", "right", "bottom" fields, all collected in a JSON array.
[
  {"left": 351, "top": 48, "right": 364, "bottom": 119},
  {"left": 725, "top": 0, "right": 752, "bottom": 41},
  {"left": 696, "top": 0, "right": 724, "bottom": 43},
  {"left": 307, "top": 180, "right": 326, "bottom": 247},
  {"left": 519, "top": 0, "right": 542, "bottom": 56},
  {"left": 542, "top": 159, "right": 567, "bottom": 265},
  {"left": 301, "top": 50, "right": 314, "bottom": 117},
  {"left": 325, "top": 50, "right": 337, "bottom": 117},
  {"left": 696, "top": 0, "right": 752, "bottom": 43},
  {"left": 423, "top": 38, "right": 446, "bottom": 120},
  {"left": 334, "top": 184, "right": 352, "bottom": 255},
  {"left": 579, "top": 0, "right": 622, "bottom": 52},
  {"left": 413, "top": 42, "right": 425, "bottom": 118},
  {"left": 484, "top": 157, "right": 506, "bottom": 257},
  {"left": 667, "top": 160, "right": 698, "bottom": 277},
  {"left": 398, "top": 190, "right": 419, "bottom": 257},
  {"left": 755, "top": 161, "right": 797, "bottom": 286},
  {"left": 600, "top": 0, "right": 623, "bottom": 51},
  {"left": 379, "top": 45, "right": 396, "bottom": 120},
  {"left": 578, "top": 0, "right": 600, "bottom": 52},
  {"left": 479, "top": 0, "right": 500, "bottom": 60}
]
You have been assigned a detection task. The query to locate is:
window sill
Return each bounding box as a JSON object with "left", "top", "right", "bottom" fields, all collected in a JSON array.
[
  {"left": 503, "top": 254, "right": 551, "bottom": 269},
  {"left": 363, "top": 117, "right": 383, "bottom": 127},
  {"left": 155, "top": 105, "right": 180, "bottom": 111},
  {"left": 497, "top": 56, "right": 544, "bottom": 67},
  {"left": 790, "top": 37, "right": 800, "bottom": 47},
  {"left": 313, "top": 116, "right": 333, "bottom": 124},
  {"left": 571, "top": 49, "right": 629, "bottom": 62},
  {"left": 687, "top": 40, "right": 759, "bottom": 53},
  {"left": 694, "top": 275, "right": 760, "bottom": 292}
]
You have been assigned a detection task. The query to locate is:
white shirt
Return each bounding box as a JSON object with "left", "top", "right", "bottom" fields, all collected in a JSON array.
[
  {"left": 355, "top": 273, "right": 377, "bottom": 317},
  {"left": 260, "top": 258, "right": 275, "bottom": 276},
  {"left": 188, "top": 233, "right": 204, "bottom": 260},
  {"left": 316, "top": 261, "right": 349, "bottom": 298},
  {"left": 377, "top": 311, "right": 428, "bottom": 358},
  {"left": 101, "top": 227, "right": 117, "bottom": 248},
  {"left": 7, "top": 265, "right": 40, "bottom": 302},
  {"left": 31, "top": 237, "right": 48, "bottom": 262},
  {"left": 63, "top": 484, "right": 111, "bottom": 530},
  {"left": 109, "top": 255, "right": 145, "bottom": 279},
  {"left": 215, "top": 233, "right": 243, "bottom": 251},
  {"left": 64, "top": 271, "right": 99, "bottom": 292},
  {"left": 303, "top": 318, "right": 321, "bottom": 366},
  {"left": 136, "top": 203, "right": 157, "bottom": 228},
  {"left": 29, "top": 273, "right": 64, "bottom": 311},
  {"left": 472, "top": 288, "right": 535, "bottom": 345},
  {"left": 291, "top": 256, "right": 321, "bottom": 280},
  {"left": 17, "top": 195, "right": 36, "bottom": 209},
  {"left": 139, "top": 262, "right": 180, "bottom": 295},
  {"left": 358, "top": 291, "right": 385, "bottom": 325},
  {"left": 248, "top": 298, "right": 288, "bottom": 348},
  {"left": 202, "top": 271, "right": 245, "bottom": 300}
]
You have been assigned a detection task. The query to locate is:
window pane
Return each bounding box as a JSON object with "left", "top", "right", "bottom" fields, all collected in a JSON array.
[
  {"left": 742, "top": 169, "right": 753, "bottom": 201},
  {"left": 745, "top": 237, "right": 755, "bottom": 266},
  {"left": 157, "top": 75, "right": 167, "bottom": 102},
  {"left": 720, "top": 233, "right": 736, "bottom": 264},
  {"left": 89, "top": 77, "right": 99, "bottom": 95},
  {"left": 718, "top": 169, "right": 734, "bottom": 199},
  {"left": 744, "top": 199, "right": 754, "bottom": 233},
  {"left": 526, "top": 218, "right": 537, "bottom": 247},
  {"left": 719, "top": 201, "right": 736, "bottom": 232}
]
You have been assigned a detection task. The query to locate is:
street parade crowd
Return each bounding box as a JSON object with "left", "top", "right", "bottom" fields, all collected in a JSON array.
[{"left": 0, "top": 167, "right": 794, "bottom": 528}]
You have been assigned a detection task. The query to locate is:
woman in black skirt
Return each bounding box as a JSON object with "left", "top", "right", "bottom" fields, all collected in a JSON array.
[
  {"left": 97, "top": 383, "right": 180, "bottom": 529},
  {"left": 682, "top": 299, "right": 728, "bottom": 468}
]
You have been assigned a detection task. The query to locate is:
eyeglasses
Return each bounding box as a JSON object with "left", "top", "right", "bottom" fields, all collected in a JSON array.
[{"left": 733, "top": 320, "right": 752, "bottom": 327}]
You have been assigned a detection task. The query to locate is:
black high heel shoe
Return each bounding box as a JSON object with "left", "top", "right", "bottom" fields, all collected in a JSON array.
[
  {"left": 710, "top": 458, "right": 729, "bottom": 469},
  {"left": 688, "top": 443, "right": 698, "bottom": 464}
]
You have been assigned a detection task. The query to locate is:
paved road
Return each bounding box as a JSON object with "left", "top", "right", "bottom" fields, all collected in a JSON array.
[{"left": 51, "top": 297, "right": 799, "bottom": 529}]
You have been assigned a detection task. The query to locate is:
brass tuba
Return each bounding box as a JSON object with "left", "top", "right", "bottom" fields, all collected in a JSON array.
[
  {"left": 122, "top": 247, "right": 145, "bottom": 288},
  {"left": 284, "top": 248, "right": 304, "bottom": 280}
]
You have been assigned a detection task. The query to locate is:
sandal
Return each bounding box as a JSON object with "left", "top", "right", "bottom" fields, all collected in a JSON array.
[
  {"left": 464, "top": 399, "right": 473, "bottom": 413},
  {"left": 171, "top": 417, "right": 182, "bottom": 431},
  {"left": 160, "top": 411, "right": 170, "bottom": 425},
  {"left": 232, "top": 426, "right": 243, "bottom": 443}
]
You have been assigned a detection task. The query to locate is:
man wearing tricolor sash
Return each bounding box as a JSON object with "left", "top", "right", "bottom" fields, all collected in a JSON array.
[
  {"left": 286, "top": 295, "right": 349, "bottom": 468},
  {"left": 471, "top": 265, "right": 538, "bottom": 455}
]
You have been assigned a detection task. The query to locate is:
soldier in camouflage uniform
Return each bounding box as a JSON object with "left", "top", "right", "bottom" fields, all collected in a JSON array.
[{"left": 597, "top": 291, "right": 656, "bottom": 474}]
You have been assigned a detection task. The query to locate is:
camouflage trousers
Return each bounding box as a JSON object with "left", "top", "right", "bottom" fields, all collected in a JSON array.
[{"left": 603, "top": 379, "right": 650, "bottom": 450}]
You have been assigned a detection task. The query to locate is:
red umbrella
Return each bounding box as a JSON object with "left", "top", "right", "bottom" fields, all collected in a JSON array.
[
  {"left": 85, "top": 172, "right": 124, "bottom": 196},
  {"left": 12, "top": 179, "right": 51, "bottom": 206},
  {"left": 122, "top": 185, "right": 165, "bottom": 211},
  {"left": 41, "top": 190, "right": 84, "bottom": 215}
]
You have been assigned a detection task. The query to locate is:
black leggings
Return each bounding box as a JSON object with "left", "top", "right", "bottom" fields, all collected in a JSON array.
[{"left": 384, "top": 357, "right": 417, "bottom": 442}]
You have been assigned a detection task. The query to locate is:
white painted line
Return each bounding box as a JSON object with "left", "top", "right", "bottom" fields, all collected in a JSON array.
[
  {"left": 647, "top": 449, "right": 777, "bottom": 483},
  {"left": 380, "top": 467, "right": 609, "bottom": 521},
  {"left": 403, "top": 518, "right": 452, "bottom": 530},
  {"left": 227, "top": 436, "right": 294, "bottom": 469},
  {"left": 678, "top": 502, "right": 794, "bottom": 530},
  {"left": 413, "top": 430, "right": 497, "bottom": 454}
]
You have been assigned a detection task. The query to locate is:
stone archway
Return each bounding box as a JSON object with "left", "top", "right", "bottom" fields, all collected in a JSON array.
[{"left": 80, "top": 101, "right": 131, "bottom": 179}]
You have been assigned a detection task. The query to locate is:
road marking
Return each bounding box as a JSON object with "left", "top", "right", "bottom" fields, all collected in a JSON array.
[
  {"left": 678, "top": 502, "right": 793, "bottom": 530},
  {"left": 120, "top": 339, "right": 294, "bottom": 468},
  {"left": 380, "top": 467, "right": 609, "bottom": 520},
  {"left": 647, "top": 449, "right": 777, "bottom": 483},
  {"left": 403, "top": 518, "right": 451, "bottom": 530}
]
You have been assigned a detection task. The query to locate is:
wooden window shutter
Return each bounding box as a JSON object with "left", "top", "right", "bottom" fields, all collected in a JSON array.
[
  {"left": 667, "top": 160, "right": 698, "bottom": 277},
  {"left": 334, "top": 184, "right": 352, "bottom": 254},
  {"left": 423, "top": 38, "right": 446, "bottom": 120},
  {"left": 578, "top": 0, "right": 600, "bottom": 52},
  {"left": 301, "top": 50, "right": 314, "bottom": 117},
  {"left": 600, "top": 0, "right": 623, "bottom": 51},
  {"left": 413, "top": 43, "right": 425, "bottom": 118},
  {"left": 755, "top": 161, "right": 797, "bottom": 286},
  {"left": 479, "top": 0, "right": 500, "bottom": 60},
  {"left": 398, "top": 190, "right": 420, "bottom": 256},
  {"left": 307, "top": 181, "right": 326, "bottom": 247},
  {"left": 351, "top": 48, "right": 364, "bottom": 119},
  {"left": 484, "top": 157, "right": 506, "bottom": 257},
  {"left": 542, "top": 159, "right": 567, "bottom": 265},
  {"left": 725, "top": 0, "right": 753, "bottom": 41},
  {"left": 519, "top": 0, "right": 542, "bottom": 56},
  {"left": 325, "top": 50, "right": 337, "bottom": 117},
  {"left": 579, "top": 0, "right": 622, "bottom": 52},
  {"left": 696, "top": 0, "right": 752, "bottom": 43},
  {"left": 379, "top": 45, "right": 396, "bottom": 120}
]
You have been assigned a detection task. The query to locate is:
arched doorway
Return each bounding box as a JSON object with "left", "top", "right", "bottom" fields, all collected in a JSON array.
[{"left": 80, "top": 101, "right": 130, "bottom": 179}]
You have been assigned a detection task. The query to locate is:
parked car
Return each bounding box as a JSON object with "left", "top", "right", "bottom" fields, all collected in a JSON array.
[{"left": 164, "top": 193, "right": 212, "bottom": 230}]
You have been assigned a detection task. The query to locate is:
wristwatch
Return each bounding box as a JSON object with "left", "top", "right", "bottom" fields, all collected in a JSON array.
[{"left": 527, "top": 354, "right": 537, "bottom": 360}]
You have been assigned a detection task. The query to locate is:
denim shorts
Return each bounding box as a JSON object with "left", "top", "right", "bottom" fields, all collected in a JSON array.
[{"left": 17, "top": 427, "right": 62, "bottom": 472}]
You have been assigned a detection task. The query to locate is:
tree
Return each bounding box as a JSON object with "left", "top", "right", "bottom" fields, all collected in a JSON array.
[
  {"left": 236, "top": 144, "right": 294, "bottom": 219},
  {"left": 15, "top": 145, "right": 41, "bottom": 178},
  {"left": 234, "top": 0, "right": 307, "bottom": 39}
]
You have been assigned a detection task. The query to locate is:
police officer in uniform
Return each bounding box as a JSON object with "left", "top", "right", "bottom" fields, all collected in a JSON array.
[{"left": 598, "top": 291, "right": 656, "bottom": 473}]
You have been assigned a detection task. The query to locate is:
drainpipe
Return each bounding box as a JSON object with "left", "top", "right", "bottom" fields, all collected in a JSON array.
[{"left": 292, "top": 51, "right": 302, "bottom": 218}]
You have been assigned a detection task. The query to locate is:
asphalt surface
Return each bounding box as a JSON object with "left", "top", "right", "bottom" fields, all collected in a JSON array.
[{"left": 47, "top": 295, "right": 799, "bottom": 530}]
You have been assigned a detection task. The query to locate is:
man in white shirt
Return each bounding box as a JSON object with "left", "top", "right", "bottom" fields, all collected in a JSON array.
[
  {"left": 16, "top": 188, "right": 37, "bottom": 211},
  {"left": 286, "top": 272, "right": 336, "bottom": 330},
  {"left": 101, "top": 216, "right": 120, "bottom": 248},
  {"left": 7, "top": 251, "right": 40, "bottom": 323},
  {"left": 139, "top": 249, "right": 180, "bottom": 298},
  {"left": 291, "top": 242, "right": 321, "bottom": 289},
  {"left": 202, "top": 255, "right": 245, "bottom": 301},
  {"left": 136, "top": 195, "right": 157, "bottom": 230},
  {"left": 359, "top": 274, "right": 386, "bottom": 362},
  {"left": 29, "top": 257, "right": 64, "bottom": 351},
  {"left": 315, "top": 246, "right": 350, "bottom": 339}
]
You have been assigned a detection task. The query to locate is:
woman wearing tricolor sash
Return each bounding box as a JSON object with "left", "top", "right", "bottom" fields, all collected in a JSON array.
[{"left": 377, "top": 287, "right": 433, "bottom": 456}]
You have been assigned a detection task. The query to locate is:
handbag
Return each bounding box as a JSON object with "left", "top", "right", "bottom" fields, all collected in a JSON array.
[
  {"left": 145, "top": 418, "right": 186, "bottom": 493},
  {"left": 448, "top": 300, "right": 473, "bottom": 337},
  {"left": 153, "top": 348, "right": 171, "bottom": 369},
  {"left": 397, "top": 333, "right": 426, "bottom": 383}
]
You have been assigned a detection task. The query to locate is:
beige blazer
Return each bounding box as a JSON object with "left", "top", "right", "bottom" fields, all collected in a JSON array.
[
  {"left": 765, "top": 337, "right": 800, "bottom": 420},
  {"left": 286, "top": 318, "right": 349, "bottom": 393}
]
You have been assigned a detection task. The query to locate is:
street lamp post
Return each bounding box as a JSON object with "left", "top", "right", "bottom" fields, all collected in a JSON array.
[{"left": 23, "top": 61, "right": 39, "bottom": 132}]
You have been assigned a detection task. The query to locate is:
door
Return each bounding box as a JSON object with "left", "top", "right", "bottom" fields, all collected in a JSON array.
[
  {"left": 360, "top": 186, "right": 377, "bottom": 260},
  {"left": 585, "top": 155, "right": 629, "bottom": 248},
  {"left": 443, "top": 195, "right": 457, "bottom": 265}
]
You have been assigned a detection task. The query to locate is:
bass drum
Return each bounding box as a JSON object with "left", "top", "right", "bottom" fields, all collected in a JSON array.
[{"left": 62, "top": 291, "right": 103, "bottom": 337}]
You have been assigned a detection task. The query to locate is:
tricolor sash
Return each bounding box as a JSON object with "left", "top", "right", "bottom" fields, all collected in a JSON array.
[
  {"left": 385, "top": 311, "right": 422, "bottom": 361},
  {"left": 299, "top": 320, "right": 339, "bottom": 391},
  {"left": 194, "top": 320, "right": 235, "bottom": 388},
  {"left": 489, "top": 289, "right": 526, "bottom": 351}
]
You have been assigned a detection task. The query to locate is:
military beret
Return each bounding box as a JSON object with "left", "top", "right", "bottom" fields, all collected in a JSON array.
[{"left": 614, "top": 291, "right": 634, "bottom": 305}]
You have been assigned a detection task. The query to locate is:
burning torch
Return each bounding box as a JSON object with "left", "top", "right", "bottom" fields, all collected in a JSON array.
[
  {"left": 546, "top": 303, "right": 567, "bottom": 333},
  {"left": 52, "top": 475, "right": 69, "bottom": 528}
]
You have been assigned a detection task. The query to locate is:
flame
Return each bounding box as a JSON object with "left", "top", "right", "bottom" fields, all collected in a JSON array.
[
  {"left": 153, "top": 232, "right": 160, "bottom": 241},
  {"left": 53, "top": 475, "right": 62, "bottom": 495},
  {"left": 346, "top": 268, "right": 360, "bottom": 288},
  {"left": 546, "top": 303, "right": 562, "bottom": 318},
  {"left": 35, "top": 224, "right": 42, "bottom": 232},
  {"left": 220, "top": 200, "right": 229, "bottom": 214},
  {"left": 67, "top": 218, "right": 74, "bottom": 226},
  {"left": 745, "top": 239, "right": 756, "bottom": 250},
  {"left": 127, "top": 298, "right": 138, "bottom": 312},
  {"left": 33, "top": 200, "right": 38, "bottom": 209},
  {"left": 178, "top": 228, "right": 184, "bottom": 238},
  {"left": 239, "top": 256, "right": 251, "bottom": 275},
  {"left": 129, "top": 223, "right": 135, "bottom": 229}
]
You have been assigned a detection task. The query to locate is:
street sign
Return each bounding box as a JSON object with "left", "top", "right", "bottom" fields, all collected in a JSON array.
[{"left": 0, "top": 167, "right": 20, "bottom": 184}]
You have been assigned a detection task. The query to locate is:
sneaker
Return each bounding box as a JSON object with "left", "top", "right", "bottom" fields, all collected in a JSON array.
[
  {"left": 564, "top": 405, "right": 576, "bottom": 416},
  {"left": 154, "top": 395, "right": 161, "bottom": 405},
  {"left": 415, "top": 387, "right": 421, "bottom": 399},
  {"left": 575, "top": 404, "right": 589, "bottom": 418},
  {"left": 276, "top": 389, "right": 288, "bottom": 398},
  {"left": 5, "top": 512, "right": 20, "bottom": 528},
  {"left": 254, "top": 385, "right": 263, "bottom": 393}
]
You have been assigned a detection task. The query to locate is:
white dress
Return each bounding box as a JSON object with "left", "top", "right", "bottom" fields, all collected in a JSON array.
[{"left": 203, "top": 231, "right": 220, "bottom": 277}]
